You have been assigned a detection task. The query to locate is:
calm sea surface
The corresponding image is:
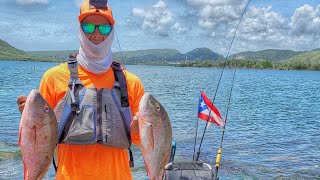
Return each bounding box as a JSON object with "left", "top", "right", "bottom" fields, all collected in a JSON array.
[{"left": 0, "top": 60, "right": 319, "bottom": 179}]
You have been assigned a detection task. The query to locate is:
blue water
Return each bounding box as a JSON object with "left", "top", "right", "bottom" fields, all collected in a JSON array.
[{"left": 0, "top": 60, "right": 319, "bottom": 179}]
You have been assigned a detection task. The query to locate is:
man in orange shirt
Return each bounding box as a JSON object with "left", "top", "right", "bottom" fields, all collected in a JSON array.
[{"left": 17, "top": 0, "right": 144, "bottom": 179}]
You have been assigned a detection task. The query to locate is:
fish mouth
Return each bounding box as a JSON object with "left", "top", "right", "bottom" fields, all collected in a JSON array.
[
  {"left": 26, "top": 89, "right": 46, "bottom": 120},
  {"left": 27, "top": 89, "right": 40, "bottom": 102},
  {"left": 138, "top": 92, "right": 151, "bottom": 121},
  {"left": 139, "top": 92, "right": 151, "bottom": 111}
]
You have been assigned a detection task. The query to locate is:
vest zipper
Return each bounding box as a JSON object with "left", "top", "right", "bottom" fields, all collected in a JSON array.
[{"left": 97, "top": 90, "right": 103, "bottom": 143}]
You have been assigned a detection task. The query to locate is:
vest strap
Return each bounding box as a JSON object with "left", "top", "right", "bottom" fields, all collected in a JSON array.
[
  {"left": 111, "top": 61, "right": 134, "bottom": 167},
  {"left": 67, "top": 54, "right": 82, "bottom": 86},
  {"left": 112, "top": 61, "right": 129, "bottom": 107},
  {"left": 128, "top": 148, "right": 134, "bottom": 167},
  {"left": 59, "top": 55, "right": 85, "bottom": 143},
  {"left": 67, "top": 54, "right": 83, "bottom": 113},
  {"left": 111, "top": 91, "right": 131, "bottom": 139}
]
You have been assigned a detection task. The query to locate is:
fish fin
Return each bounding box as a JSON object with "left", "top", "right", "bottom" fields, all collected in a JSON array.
[
  {"left": 144, "top": 160, "right": 150, "bottom": 177},
  {"left": 18, "top": 126, "right": 22, "bottom": 146},
  {"left": 23, "top": 161, "right": 27, "bottom": 180},
  {"left": 28, "top": 126, "right": 36, "bottom": 150},
  {"left": 37, "top": 171, "right": 47, "bottom": 180},
  {"left": 146, "top": 126, "right": 155, "bottom": 151},
  {"left": 160, "top": 151, "right": 172, "bottom": 180}
]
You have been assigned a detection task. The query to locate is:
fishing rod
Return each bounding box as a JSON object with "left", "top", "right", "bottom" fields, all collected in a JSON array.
[
  {"left": 115, "top": 29, "right": 125, "bottom": 64},
  {"left": 194, "top": 0, "right": 252, "bottom": 162},
  {"left": 214, "top": 70, "right": 236, "bottom": 180}
]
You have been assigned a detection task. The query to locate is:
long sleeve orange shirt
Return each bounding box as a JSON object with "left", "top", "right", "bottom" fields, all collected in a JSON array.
[{"left": 39, "top": 62, "right": 144, "bottom": 180}]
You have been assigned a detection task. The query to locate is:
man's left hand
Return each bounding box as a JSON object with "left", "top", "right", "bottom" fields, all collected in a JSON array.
[{"left": 130, "top": 114, "right": 140, "bottom": 134}]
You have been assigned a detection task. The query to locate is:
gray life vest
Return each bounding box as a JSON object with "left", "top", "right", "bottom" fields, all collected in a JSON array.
[{"left": 54, "top": 55, "right": 134, "bottom": 166}]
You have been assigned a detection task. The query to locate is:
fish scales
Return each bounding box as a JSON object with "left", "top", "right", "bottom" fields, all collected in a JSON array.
[
  {"left": 138, "top": 92, "right": 172, "bottom": 180},
  {"left": 18, "top": 89, "right": 58, "bottom": 180}
]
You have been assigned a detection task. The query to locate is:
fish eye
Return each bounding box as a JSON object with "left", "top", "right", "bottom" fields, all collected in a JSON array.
[
  {"left": 44, "top": 105, "right": 50, "bottom": 112},
  {"left": 156, "top": 104, "right": 161, "bottom": 112}
]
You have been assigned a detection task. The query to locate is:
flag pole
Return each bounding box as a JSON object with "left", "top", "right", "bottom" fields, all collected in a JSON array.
[
  {"left": 194, "top": 103, "right": 214, "bottom": 161},
  {"left": 193, "top": 0, "right": 251, "bottom": 162},
  {"left": 195, "top": 97, "right": 213, "bottom": 161},
  {"left": 194, "top": 91, "right": 223, "bottom": 161},
  {"left": 193, "top": 100, "right": 200, "bottom": 161}
]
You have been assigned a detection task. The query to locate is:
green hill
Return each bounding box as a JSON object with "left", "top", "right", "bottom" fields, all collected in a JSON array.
[
  {"left": 2, "top": 38, "right": 319, "bottom": 70},
  {"left": 178, "top": 49, "right": 320, "bottom": 70},
  {"left": 30, "top": 48, "right": 298, "bottom": 63},
  {"left": 29, "top": 50, "right": 78, "bottom": 60},
  {"left": 185, "top": 48, "right": 223, "bottom": 61},
  {"left": 279, "top": 49, "right": 320, "bottom": 70},
  {"left": 113, "top": 49, "right": 181, "bottom": 64},
  {"left": 0, "top": 39, "right": 54, "bottom": 61},
  {"left": 29, "top": 49, "right": 177, "bottom": 61},
  {"left": 28, "top": 47, "right": 224, "bottom": 64},
  {"left": 115, "top": 47, "right": 224, "bottom": 64},
  {"left": 120, "top": 49, "right": 179, "bottom": 57},
  {"left": 231, "top": 49, "right": 303, "bottom": 62}
]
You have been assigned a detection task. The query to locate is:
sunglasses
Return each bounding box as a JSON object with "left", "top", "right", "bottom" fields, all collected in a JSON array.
[{"left": 81, "top": 23, "right": 112, "bottom": 35}]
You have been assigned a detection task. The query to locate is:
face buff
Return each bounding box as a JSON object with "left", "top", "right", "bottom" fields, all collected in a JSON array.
[{"left": 77, "top": 24, "right": 114, "bottom": 74}]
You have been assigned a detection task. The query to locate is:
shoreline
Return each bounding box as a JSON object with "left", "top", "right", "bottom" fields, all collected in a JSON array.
[{"left": 1, "top": 58, "right": 319, "bottom": 71}]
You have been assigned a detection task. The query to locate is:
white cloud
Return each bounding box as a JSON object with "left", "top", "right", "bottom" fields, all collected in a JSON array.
[
  {"left": 231, "top": 4, "right": 320, "bottom": 52},
  {"left": 198, "top": 19, "right": 216, "bottom": 29},
  {"left": 132, "top": 8, "right": 145, "bottom": 17},
  {"left": 187, "top": 0, "right": 238, "bottom": 7},
  {"left": 113, "top": 2, "right": 320, "bottom": 53},
  {"left": 289, "top": 4, "right": 320, "bottom": 37},
  {"left": 132, "top": 0, "right": 174, "bottom": 35},
  {"left": 186, "top": 0, "right": 248, "bottom": 30},
  {"left": 238, "top": 6, "right": 286, "bottom": 41},
  {"left": 171, "top": 22, "right": 188, "bottom": 34},
  {"left": 177, "top": 1, "right": 319, "bottom": 53},
  {"left": 4, "top": 0, "right": 320, "bottom": 53},
  {"left": 16, "top": 0, "right": 48, "bottom": 5}
]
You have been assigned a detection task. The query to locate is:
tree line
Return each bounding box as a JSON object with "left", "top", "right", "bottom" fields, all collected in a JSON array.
[{"left": 177, "top": 59, "right": 320, "bottom": 71}]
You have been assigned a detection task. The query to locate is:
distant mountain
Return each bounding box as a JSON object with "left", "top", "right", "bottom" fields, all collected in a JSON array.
[
  {"left": 29, "top": 50, "right": 78, "bottom": 60},
  {"left": 231, "top": 49, "right": 303, "bottom": 62},
  {"left": 114, "top": 47, "right": 224, "bottom": 64},
  {"left": 28, "top": 47, "right": 224, "bottom": 64},
  {"left": 31, "top": 48, "right": 306, "bottom": 64},
  {"left": 1, "top": 38, "right": 319, "bottom": 70},
  {"left": 279, "top": 49, "right": 320, "bottom": 70},
  {"left": 118, "top": 49, "right": 180, "bottom": 57},
  {"left": 0, "top": 39, "right": 52, "bottom": 61},
  {"left": 185, "top": 48, "right": 223, "bottom": 61},
  {"left": 113, "top": 49, "right": 181, "bottom": 64}
]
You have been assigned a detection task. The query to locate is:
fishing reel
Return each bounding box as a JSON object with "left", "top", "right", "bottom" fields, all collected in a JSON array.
[{"left": 89, "top": 0, "right": 108, "bottom": 9}]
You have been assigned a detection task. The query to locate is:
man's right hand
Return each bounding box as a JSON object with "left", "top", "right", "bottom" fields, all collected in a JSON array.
[{"left": 17, "top": 96, "right": 27, "bottom": 114}]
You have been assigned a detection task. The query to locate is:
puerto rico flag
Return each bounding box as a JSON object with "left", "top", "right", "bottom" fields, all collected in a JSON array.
[{"left": 198, "top": 91, "right": 224, "bottom": 127}]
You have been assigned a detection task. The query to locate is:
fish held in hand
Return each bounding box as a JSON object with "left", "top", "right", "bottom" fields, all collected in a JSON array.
[
  {"left": 138, "top": 92, "right": 172, "bottom": 180},
  {"left": 18, "top": 89, "right": 58, "bottom": 180}
]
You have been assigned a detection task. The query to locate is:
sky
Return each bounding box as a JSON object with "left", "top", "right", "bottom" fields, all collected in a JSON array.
[{"left": 0, "top": 0, "right": 319, "bottom": 55}]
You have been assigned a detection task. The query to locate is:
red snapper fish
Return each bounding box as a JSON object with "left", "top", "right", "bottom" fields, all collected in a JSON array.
[
  {"left": 18, "top": 89, "right": 58, "bottom": 180},
  {"left": 138, "top": 92, "right": 172, "bottom": 180}
]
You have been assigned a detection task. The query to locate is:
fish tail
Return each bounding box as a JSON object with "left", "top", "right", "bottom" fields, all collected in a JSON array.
[
  {"left": 160, "top": 152, "right": 171, "bottom": 180},
  {"left": 144, "top": 161, "right": 150, "bottom": 176}
]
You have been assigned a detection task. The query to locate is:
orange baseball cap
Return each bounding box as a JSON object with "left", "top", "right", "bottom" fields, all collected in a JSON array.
[{"left": 78, "top": 0, "right": 115, "bottom": 25}]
